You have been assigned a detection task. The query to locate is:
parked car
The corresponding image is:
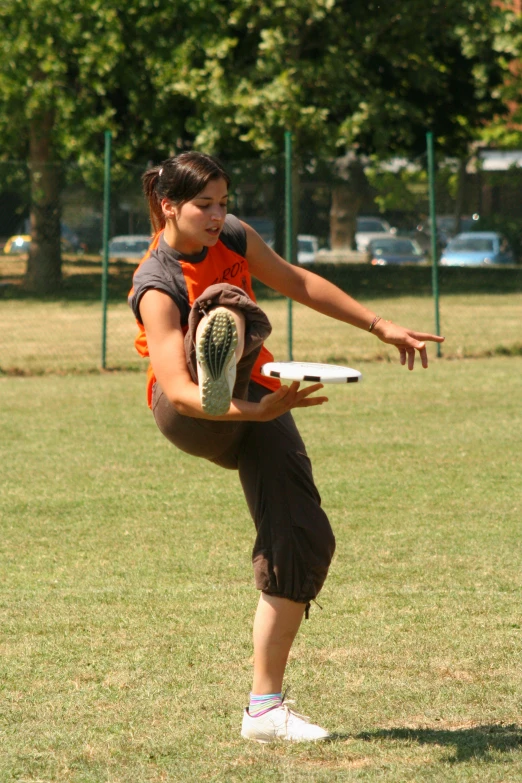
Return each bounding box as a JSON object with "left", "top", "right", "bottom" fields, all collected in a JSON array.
[
  {"left": 297, "top": 234, "right": 319, "bottom": 264},
  {"left": 355, "top": 216, "right": 394, "bottom": 252},
  {"left": 266, "top": 233, "right": 319, "bottom": 263},
  {"left": 367, "top": 237, "right": 426, "bottom": 265},
  {"left": 415, "top": 214, "right": 480, "bottom": 249},
  {"left": 439, "top": 232, "right": 514, "bottom": 266},
  {"left": 437, "top": 215, "right": 480, "bottom": 243},
  {"left": 3, "top": 228, "right": 86, "bottom": 255},
  {"left": 3, "top": 234, "right": 31, "bottom": 254},
  {"left": 107, "top": 235, "right": 151, "bottom": 261}
]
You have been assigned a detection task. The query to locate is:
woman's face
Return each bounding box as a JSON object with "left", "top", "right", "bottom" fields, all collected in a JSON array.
[{"left": 165, "top": 176, "right": 229, "bottom": 254}]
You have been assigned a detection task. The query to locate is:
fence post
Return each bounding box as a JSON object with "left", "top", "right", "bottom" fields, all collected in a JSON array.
[
  {"left": 101, "top": 130, "right": 112, "bottom": 369},
  {"left": 285, "top": 131, "right": 294, "bottom": 361},
  {"left": 426, "top": 131, "right": 442, "bottom": 357}
]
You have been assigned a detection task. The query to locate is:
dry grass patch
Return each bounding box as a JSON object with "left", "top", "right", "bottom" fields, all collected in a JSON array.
[{"left": 1, "top": 292, "right": 521, "bottom": 375}]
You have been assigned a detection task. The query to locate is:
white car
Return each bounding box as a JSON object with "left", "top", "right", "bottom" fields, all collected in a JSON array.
[
  {"left": 355, "top": 217, "right": 394, "bottom": 252},
  {"left": 107, "top": 235, "right": 152, "bottom": 261},
  {"left": 297, "top": 234, "right": 319, "bottom": 264},
  {"left": 266, "top": 233, "right": 319, "bottom": 264}
]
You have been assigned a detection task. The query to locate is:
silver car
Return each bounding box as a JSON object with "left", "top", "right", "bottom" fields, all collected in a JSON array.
[
  {"left": 107, "top": 235, "right": 152, "bottom": 261},
  {"left": 355, "top": 217, "right": 394, "bottom": 252}
]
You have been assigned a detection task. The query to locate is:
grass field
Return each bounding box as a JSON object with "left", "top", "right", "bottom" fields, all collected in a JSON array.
[
  {"left": 1, "top": 292, "right": 521, "bottom": 374},
  {"left": 1, "top": 355, "right": 521, "bottom": 782}
]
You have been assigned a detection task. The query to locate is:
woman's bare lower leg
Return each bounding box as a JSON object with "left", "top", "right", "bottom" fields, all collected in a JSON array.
[{"left": 252, "top": 593, "right": 306, "bottom": 695}]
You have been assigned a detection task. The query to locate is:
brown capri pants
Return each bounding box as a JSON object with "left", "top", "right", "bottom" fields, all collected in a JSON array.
[{"left": 152, "top": 284, "right": 336, "bottom": 609}]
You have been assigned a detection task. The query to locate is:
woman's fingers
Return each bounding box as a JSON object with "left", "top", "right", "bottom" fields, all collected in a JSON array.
[
  {"left": 271, "top": 382, "right": 298, "bottom": 399},
  {"left": 397, "top": 341, "right": 423, "bottom": 370},
  {"left": 419, "top": 344, "right": 429, "bottom": 368},
  {"left": 296, "top": 382, "right": 323, "bottom": 397},
  {"left": 388, "top": 327, "right": 444, "bottom": 370},
  {"left": 282, "top": 382, "right": 327, "bottom": 405},
  {"left": 276, "top": 381, "right": 323, "bottom": 400},
  {"left": 409, "top": 330, "right": 445, "bottom": 343},
  {"left": 293, "top": 383, "right": 328, "bottom": 408},
  {"left": 379, "top": 322, "right": 445, "bottom": 369},
  {"left": 260, "top": 381, "right": 328, "bottom": 419},
  {"left": 294, "top": 395, "right": 329, "bottom": 408}
]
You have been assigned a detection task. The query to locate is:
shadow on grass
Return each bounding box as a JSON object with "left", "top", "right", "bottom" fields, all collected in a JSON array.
[{"left": 341, "top": 724, "right": 522, "bottom": 763}]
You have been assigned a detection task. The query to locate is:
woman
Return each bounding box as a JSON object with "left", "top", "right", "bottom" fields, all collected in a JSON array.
[{"left": 129, "top": 151, "right": 444, "bottom": 743}]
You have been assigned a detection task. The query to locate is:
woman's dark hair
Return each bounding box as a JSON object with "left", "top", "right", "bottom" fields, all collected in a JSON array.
[{"left": 142, "top": 152, "right": 231, "bottom": 233}]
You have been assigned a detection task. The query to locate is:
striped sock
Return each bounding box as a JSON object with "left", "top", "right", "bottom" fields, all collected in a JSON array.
[{"left": 248, "top": 692, "right": 283, "bottom": 718}]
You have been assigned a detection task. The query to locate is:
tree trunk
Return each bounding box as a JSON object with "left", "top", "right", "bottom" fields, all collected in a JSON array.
[
  {"left": 329, "top": 155, "right": 370, "bottom": 250},
  {"left": 330, "top": 186, "right": 360, "bottom": 249},
  {"left": 25, "top": 111, "right": 62, "bottom": 294}
]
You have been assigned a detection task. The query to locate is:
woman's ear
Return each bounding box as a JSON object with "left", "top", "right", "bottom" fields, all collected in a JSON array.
[{"left": 161, "top": 198, "right": 177, "bottom": 221}]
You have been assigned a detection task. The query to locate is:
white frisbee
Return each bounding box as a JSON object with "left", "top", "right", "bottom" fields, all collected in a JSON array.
[{"left": 260, "top": 361, "right": 362, "bottom": 384}]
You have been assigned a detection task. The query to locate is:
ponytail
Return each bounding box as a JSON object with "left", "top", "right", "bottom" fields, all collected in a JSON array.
[{"left": 142, "top": 167, "right": 165, "bottom": 234}]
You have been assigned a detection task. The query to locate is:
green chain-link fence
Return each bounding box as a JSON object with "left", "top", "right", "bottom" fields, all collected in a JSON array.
[{"left": 1, "top": 145, "right": 521, "bottom": 376}]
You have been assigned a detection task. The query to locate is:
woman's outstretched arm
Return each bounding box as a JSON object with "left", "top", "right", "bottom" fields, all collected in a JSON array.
[{"left": 244, "top": 223, "right": 444, "bottom": 369}]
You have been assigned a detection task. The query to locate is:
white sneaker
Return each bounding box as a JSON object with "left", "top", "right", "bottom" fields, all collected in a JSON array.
[
  {"left": 241, "top": 699, "right": 330, "bottom": 743},
  {"left": 196, "top": 308, "right": 238, "bottom": 416}
]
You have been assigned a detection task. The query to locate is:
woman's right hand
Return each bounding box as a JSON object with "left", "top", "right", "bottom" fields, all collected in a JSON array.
[{"left": 256, "top": 382, "right": 329, "bottom": 422}]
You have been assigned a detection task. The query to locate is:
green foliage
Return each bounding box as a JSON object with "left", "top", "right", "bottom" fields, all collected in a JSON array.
[
  {"left": 1, "top": 0, "right": 520, "bottom": 172},
  {"left": 172, "top": 0, "right": 521, "bottom": 160},
  {"left": 479, "top": 15, "right": 522, "bottom": 149},
  {"left": 1, "top": 0, "right": 520, "bottom": 290},
  {"left": 1, "top": 1, "right": 122, "bottom": 172},
  {"left": 0, "top": 0, "right": 197, "bottom": 183},
  {"left": 365, "top": 162, "right": 429, "bottom": 215}
]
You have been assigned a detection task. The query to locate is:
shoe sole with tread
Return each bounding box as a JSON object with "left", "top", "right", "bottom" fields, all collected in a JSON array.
[{"left": 196, "top": 309, "right": 238, "bottom": 416}]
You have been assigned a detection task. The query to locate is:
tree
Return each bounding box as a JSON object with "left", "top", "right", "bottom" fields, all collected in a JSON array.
[
  {"left": 165, "top": 0, "right": 521, "bottom": 246},
  {"left": 2, "top": 0, "right": 520, "bottom": 279},
  {"left": 479, "top": 13, "right": 522, "bottom": 149},
  {"left": 167, "top": 1, "right": 519, "bottom": 156},
  {"left": 0, "top": 0, "right": 201, "bottom": 292}
]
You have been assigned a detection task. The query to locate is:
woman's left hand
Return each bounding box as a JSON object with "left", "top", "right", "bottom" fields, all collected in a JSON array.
[{"left": 373, "top": 319, "right": 445, "bottom": 369}]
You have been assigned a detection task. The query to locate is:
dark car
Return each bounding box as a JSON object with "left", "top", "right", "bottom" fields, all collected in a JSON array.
[{"left": 367, "top": 237, "right": 426, "bottom": 265}]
